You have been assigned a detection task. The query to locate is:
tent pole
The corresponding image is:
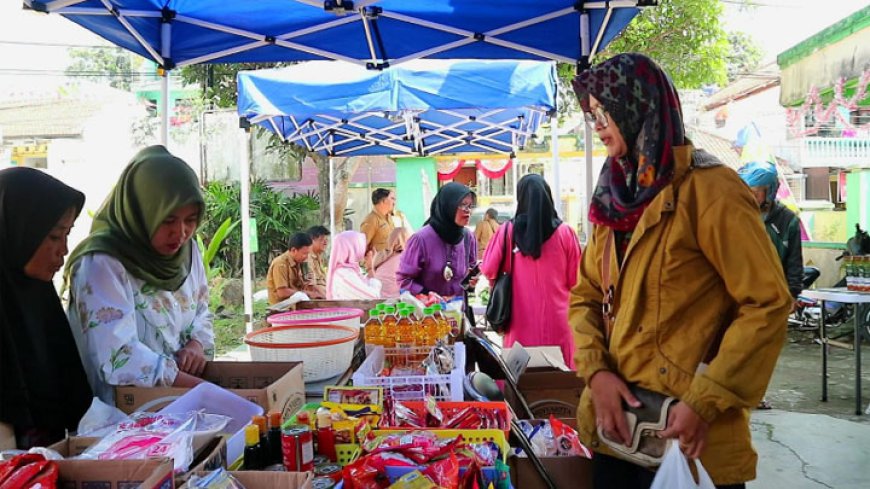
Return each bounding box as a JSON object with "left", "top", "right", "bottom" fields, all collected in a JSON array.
[
  {"left": 551, "top": 118, "right": 560, "bottom": 213},
  {"left": 160, "top": 71, "right": 170, "bottom": 147},
  {"left": 240, "top": 124, "right": 254, "bottom": 334},
  {"left": 329, "top": 157, "right": 336, "bottom": 236},
  {"left": 160, "top": 18, "right": 171, "bottom": 148},
  {"left": 580, "top": 11, "right": 593, "bottom": 244}
]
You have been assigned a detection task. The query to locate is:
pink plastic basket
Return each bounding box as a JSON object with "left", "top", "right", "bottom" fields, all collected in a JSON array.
[{"left": 267, "top": 307, "right": 364, "bottom": 329}]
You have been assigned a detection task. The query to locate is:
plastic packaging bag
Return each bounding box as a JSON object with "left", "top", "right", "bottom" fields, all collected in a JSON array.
[
  {"left": 650, "top": 440, "right": 715, "bottom": 489},
  {"left": 78, "top": 412, "right": 197, "bottom": 472},
  {"left": 187, "top": 468, "right": 246, "bottom": 489},
  {"left": 77, "top": 397, "right": 131, "bottom": 437}
]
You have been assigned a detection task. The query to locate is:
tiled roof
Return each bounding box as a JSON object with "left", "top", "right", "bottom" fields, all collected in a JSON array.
[
  {"left": 686, "top": 127, "right": 742, "bottom": 170},
  {"left": 704, "top": 62, "right": 780, "bottom": 111},
  {"left": 0, "top": 98, "right": 105, "bottom": 139}
]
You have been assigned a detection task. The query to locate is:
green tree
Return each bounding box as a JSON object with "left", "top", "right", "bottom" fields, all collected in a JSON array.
[
  {"left": 66, "top": 47, "right": 144, "bottom": 91},
  {"left": 725, "top": 31, "right": 763, "bottom": 82},
  {"left": 594, "top": 0, "right": 730, "bottom": 89}
]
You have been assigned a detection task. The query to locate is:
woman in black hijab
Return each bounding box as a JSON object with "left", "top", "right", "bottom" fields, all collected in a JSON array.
[
  {"left": 397, "top": 182, "right": 478, "bottom": 297},
  {"left": 480, "top": 174, "right": 581, "bottom": 366},
  {"left": 0, "top": 167, "right": 92, "bottom": 449}
]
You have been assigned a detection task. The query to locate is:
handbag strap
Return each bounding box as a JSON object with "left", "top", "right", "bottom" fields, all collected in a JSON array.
[
  {"left": 501, "top": 222, "right": 513, "bottom": 275},
  {"left": 601, "top": 230, "right": 616, "bottom": 344}
]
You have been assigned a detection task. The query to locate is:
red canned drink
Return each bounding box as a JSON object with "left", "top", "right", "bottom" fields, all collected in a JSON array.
[
  {"left": 314, "top": 463, "right": 342, "bottom": 483},
  {"left": 311, "top": 476, "right": 336, "bottom": 489},
  {"left": 282, "top": 424, "right": 314, "bottom": 472}
]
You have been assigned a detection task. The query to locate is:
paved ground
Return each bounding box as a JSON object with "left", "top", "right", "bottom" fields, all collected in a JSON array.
[{"left": 749, "top": 329, "right": 870, "bottom": 488}]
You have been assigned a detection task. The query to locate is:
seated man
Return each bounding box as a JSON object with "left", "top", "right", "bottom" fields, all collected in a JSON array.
[
  {"left": 266, "top": 232, "right": 322, "bottom": 304},
  {"left": 305, "top": 225, "right": 330, "bottom": 299}
]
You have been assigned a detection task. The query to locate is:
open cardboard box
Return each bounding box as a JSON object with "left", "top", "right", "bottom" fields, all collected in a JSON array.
[
  {"left": 56, "top": 458, "right": 175, "bottom": 489},
  {"left": 181, "top": 471, "right": 313, "bottom": 489},
  {"left": 508, "top": 418, "right": 593, "bottom": 489},
  {"left": 114, "top": 361, "right": 305, "bottom": 419},
  {"left": 501, "top": 344, "right": 585, "bottom": 420}
]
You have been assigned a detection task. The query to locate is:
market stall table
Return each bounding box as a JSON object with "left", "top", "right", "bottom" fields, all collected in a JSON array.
[{"left": 801, "top": 287, "right": 870, "bottom": 415}]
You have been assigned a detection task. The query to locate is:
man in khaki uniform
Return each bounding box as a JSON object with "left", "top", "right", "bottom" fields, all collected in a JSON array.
[
  {"left": 267, "top": 233, "right": 322, "bottom": 304},
  {"left": 474, "top": 208, "right": 500, "bottom": 257},
  {"left": 360, "top": 188, "right": 396, "bottom": 253},
  {"left": 305, "top": 225, "right": 330, "bottom": 299}
]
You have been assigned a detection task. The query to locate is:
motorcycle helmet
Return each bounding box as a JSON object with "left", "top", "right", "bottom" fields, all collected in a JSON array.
[{"left": 738, "top": 161, "right": 779, "bottom": 206}]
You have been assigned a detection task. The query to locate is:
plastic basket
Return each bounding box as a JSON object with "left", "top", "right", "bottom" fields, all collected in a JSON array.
[
  {"left": 245, "top": 324, "right": 358, "bottom": 382},
  {"left": 381, "top": 401, "right": 511, "bottom": 435},
  {"left": 267, "top": 307, "right": 364, "bottom": 329},
  {"left": 351, "top": 344, "right": 465, "bottom": 401}
]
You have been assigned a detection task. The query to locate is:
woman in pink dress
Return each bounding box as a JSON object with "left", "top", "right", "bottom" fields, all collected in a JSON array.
[
  {"left": 373, "top": 227, "right": 410, "bottom": 298},
  {"left": 480, "top": 174, "right": 581, "bottom": 366}
]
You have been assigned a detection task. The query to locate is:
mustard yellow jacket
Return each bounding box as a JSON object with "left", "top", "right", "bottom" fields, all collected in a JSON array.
[{"left": 569, "top": 146, "right": 791, "bottom": 485}]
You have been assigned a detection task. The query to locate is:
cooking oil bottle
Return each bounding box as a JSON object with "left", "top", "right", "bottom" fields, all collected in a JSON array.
[
  {"left": 396, "top": 309, "right": 415, "bottom": 346},
  {"left": 432, "top": 304, "right": 450, "bottom": 341},
  {"left": 364, "top": 309, "right": 383, "bottom": 346},
  {"left": 419, "top": 307, "right": 439, "bottom": 346},
  {"left": 381, "top": 305, "right": 398, "bottom": 348}
]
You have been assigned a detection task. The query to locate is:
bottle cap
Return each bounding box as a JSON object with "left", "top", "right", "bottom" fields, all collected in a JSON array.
[
  {"left": 269, "top": 412, "right": 282, "bottom": 428},
  {"left": 385, "top": 305, "right": 396, "bottom": 313},
  {"left": 245, "top": 424, "right": 260, "bottom": 445},
  {"left": 252, "top": 415, "right": 267, "bottom": 434},
  {"left": 399, "top": 310, "right": 409, "bottom": 317},
  {"left": 368, "top": 309, "right": 380, "bottom": 316},
  {"left": 424, "top": 307, "right": 433, "bottom": 314}
]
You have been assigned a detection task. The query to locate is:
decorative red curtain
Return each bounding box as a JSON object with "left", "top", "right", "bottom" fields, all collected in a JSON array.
[
  {"left": 436, "top": 159, "right": 464, "bottom": 181},
  {"left": 476, "top": 158, "right": 513, "bottom": 179}
]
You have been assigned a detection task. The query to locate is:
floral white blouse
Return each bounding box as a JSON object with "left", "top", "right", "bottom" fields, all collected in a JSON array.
[{"left": 67, "top": 244, "right": 215, "bottom": 403}]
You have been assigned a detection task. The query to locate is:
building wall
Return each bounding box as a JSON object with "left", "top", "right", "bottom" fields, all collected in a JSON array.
[{"left": 395, "top": 157, "right": 437, "bottom": 229}]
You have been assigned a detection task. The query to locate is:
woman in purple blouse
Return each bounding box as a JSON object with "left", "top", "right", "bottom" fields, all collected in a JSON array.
[{"left": 397, "top": 183, "right": 478, "bottom": 298}]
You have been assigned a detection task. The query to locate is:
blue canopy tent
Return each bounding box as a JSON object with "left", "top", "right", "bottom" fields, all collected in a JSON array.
[
  {"left": 236, "top": 59, "right": 556, "bottom": 158},
  {"left": 236, "top": 59, "right": 556, "bottom": 310},
  {"left": 25, "top": 0, "right": 647, "bottom": 331}
]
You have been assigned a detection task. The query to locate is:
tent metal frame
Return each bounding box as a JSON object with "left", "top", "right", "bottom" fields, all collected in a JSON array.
[{"left": 34, "top": 0, "right": 641, "bottom": 69}]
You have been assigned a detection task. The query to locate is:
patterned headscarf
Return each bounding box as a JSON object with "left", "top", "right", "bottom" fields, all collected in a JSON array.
[{"left": 572, "top": 53, "right": 685, "bottom": 231}]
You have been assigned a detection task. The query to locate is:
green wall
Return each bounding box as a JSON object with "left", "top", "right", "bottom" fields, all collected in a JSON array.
[
  {"left": 395, "top": 157, "right": 437, "bottom": 229},
  {"left": 846, "top": 169, "right": 870, "bottom": 236}
]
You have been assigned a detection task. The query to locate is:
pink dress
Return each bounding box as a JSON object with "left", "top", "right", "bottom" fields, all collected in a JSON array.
[
  {"left": 480, "top": 223, "right": 581, "bottom": 367},
  {"left": 373, "top": 252, "right": 402, "bottom": 298}
]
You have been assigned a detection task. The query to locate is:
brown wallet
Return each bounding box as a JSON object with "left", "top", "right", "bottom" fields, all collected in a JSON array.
[{"left": 596, "top": 384, "right": 677, "bottom": 468}]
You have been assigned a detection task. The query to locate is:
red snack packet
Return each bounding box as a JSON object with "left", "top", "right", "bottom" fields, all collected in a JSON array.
[
  {"left": 549, "top": 415, "right": 592, "bottom": 458},
  {"left": 342, "top": 457, "right": 381, "bottom": 489},
  {"left": 421, "top": 452, "right": 460, "bottom": 489}
]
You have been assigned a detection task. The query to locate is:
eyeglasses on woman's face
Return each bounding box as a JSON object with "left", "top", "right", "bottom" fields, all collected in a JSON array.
[
  {"left": 457, "top": 203, "right": 476, "bottom": 213},
  {"left": 584, "top": 105, "right": 610, "bottom": 129}
]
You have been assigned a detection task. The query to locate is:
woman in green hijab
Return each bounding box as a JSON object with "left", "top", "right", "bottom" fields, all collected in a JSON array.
[{"left": 66, "top": 146, "right": 214, "bottom": 403}]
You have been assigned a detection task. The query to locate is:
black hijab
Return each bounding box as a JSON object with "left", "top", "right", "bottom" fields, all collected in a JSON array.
[
  {"left": 514, "top": 174, "right": 562, "bottom": 259},
  {"left": 425, "top": 182, "right": 475, "bottom": 245},
  {"left": 0, "top": 167, "right": 92, "bottom": 437}
]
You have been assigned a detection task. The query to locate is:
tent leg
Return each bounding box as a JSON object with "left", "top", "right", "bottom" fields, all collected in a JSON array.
[
  {"left": 329, "top": 157, "right": 336, "bottom": 236},
  {"left": 583, "top": 129, "right": 594, "bottom": 244},
  {"left": 551, "top": 118, "right": 560, "bottom": 212},
  {"left": 160, "top": 71, "right": 170, "bottom": 147},
  {"left": 240, "top": 128, "right": 254, "bottom": 334}
]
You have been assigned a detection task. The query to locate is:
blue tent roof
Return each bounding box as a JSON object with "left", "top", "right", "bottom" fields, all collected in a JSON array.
[
  {"left": 27, "top": 0, "right": 642, "bottom": 68},
  {"left": 237, "top": 59, "right": 556, "bottom": 156}
]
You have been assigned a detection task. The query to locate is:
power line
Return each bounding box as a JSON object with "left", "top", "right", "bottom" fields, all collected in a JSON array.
[{"left": 0, "top": 40, "right": 126, "bottom": 49}]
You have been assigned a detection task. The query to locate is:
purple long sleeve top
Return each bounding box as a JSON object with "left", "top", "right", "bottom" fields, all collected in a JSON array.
[{"left": 397, "top": 225, "right": 477, "bottom": 297}]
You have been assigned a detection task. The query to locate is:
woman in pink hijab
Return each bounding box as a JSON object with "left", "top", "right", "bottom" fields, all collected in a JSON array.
[
  {"left": 373, "top": 227, "right": 411, "bottom": 298},
  {"left": 327, "top": 231, "right": 382, "bottom": 300}
]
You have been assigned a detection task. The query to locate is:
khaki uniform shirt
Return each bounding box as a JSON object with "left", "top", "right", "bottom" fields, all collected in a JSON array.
[
  {"left": 360, "top": 210, "right": 395, "bottom": 253},
  {"left": 306, "top": 251, "right": 327, "bottom": 287},
  {"left": 474, "top": 217, "right": 499, "bottom": 257},
  {"left": 267, "top": 251, "right": 309, "bottom": 304}
]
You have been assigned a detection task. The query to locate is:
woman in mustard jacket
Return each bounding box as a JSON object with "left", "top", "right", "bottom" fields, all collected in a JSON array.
[{"left": 569, "top": 53, "right": 791, "bottom": 488}]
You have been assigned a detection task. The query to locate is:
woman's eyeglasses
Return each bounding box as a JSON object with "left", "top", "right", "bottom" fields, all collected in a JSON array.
[
  {"left": 458, "top": 203, "right": 475, "bottom": 212},
  {"left": 584, "top": 105, "right": 610, "bottom": 129}
]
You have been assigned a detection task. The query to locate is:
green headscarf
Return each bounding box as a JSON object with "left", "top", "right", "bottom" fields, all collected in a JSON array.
[{"left": 66, "top": 146, "right": 204, "bottom": 291}]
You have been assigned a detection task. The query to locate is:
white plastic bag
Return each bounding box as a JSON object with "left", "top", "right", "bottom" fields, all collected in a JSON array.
[
  {"left": 650, "top": 440, "right": 716, "bottom": 489},
  {"left": 77, "top": 397, "right": 131, "bottom": 437}
]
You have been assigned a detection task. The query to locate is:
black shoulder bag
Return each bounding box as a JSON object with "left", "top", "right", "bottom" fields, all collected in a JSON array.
[{"left": 485, "top": 222, "right": 513, "bottom": 333}]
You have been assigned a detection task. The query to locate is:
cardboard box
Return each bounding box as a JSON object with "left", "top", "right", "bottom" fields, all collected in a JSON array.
[
  {"left": 56, "top": 458, "right": 174, "bottom": 489},
  {"left": 182, "top": 471, "right": 313, "bottom": 489},
  {"left": 502, "top": 344, "right": 585, "bottom": 420},
  {"left": 508, "top": 418, "right": 592, "bottom": 489},
  {"left": 115, "top": 361, "right": 305, "bottom": 418}
]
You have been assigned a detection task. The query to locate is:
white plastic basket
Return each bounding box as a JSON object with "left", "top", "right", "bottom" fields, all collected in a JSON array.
[
  {"left": 352, "top": 343, "right": 465, "bottom": 401},
  {"left": 244, "top": 324, "right": 358, "bottom": 382},
  {"left": 267, "top": 307, "right": 364, "bottom": 329}
]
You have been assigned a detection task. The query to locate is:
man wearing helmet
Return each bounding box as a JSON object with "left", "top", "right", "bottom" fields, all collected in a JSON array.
[{"left": 738, "top": 161, "right": 803, "bottom": 301}]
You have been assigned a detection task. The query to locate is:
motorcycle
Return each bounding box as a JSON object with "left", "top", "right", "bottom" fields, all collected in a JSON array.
[{"left": 789, "top": 224, "right": 870, "bottom": 340}]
